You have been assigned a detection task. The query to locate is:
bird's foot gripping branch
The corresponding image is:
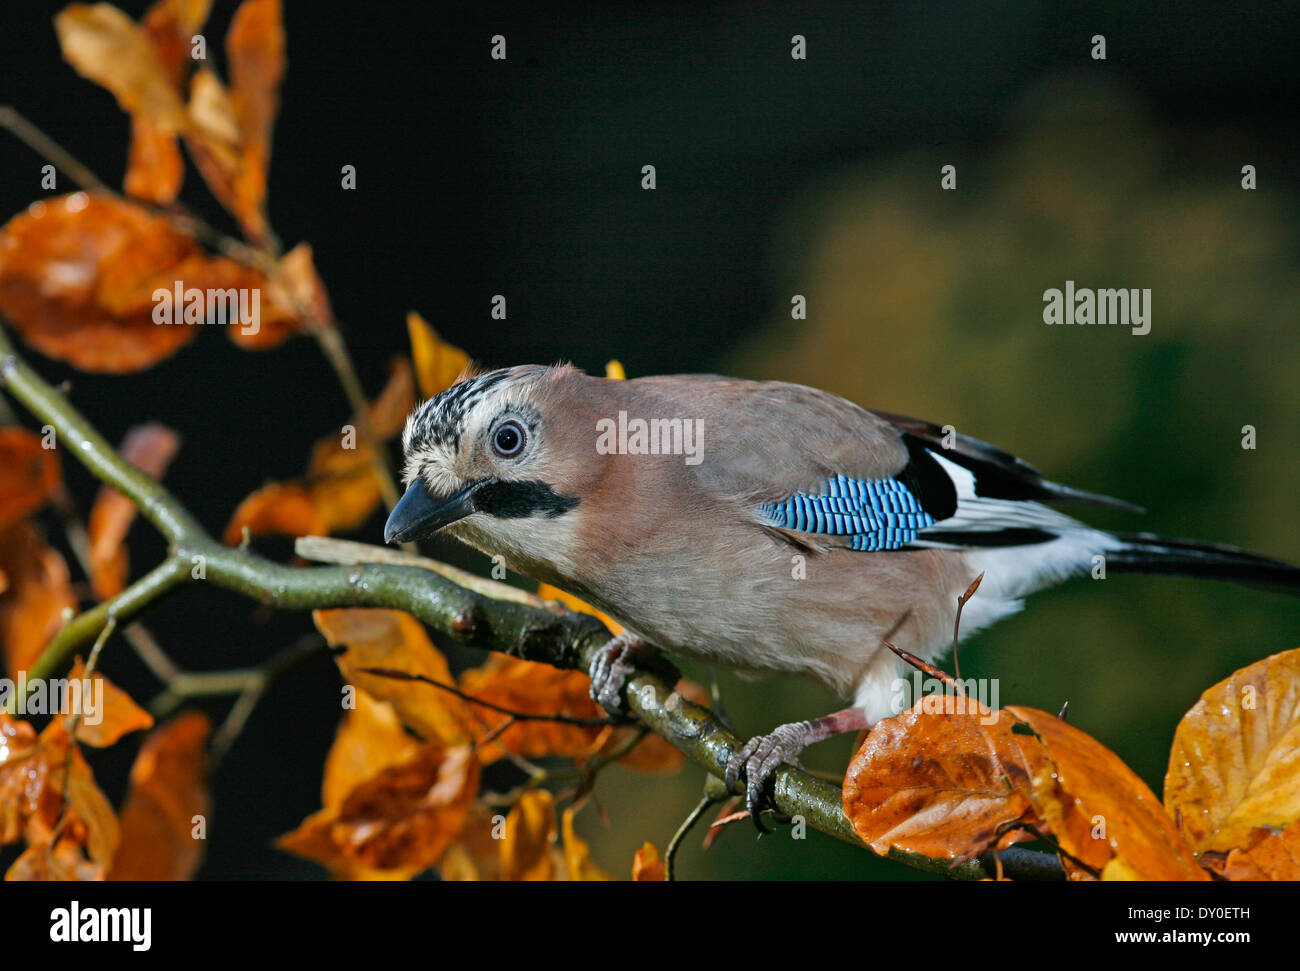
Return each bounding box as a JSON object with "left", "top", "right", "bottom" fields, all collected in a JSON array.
[{"left": 1, "top": 322, "right": 1058, "bottom": 881}]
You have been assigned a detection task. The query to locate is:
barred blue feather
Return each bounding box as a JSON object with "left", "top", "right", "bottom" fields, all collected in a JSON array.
[{"left": 760, "top": 474, "right": 936, "bottom": 551}]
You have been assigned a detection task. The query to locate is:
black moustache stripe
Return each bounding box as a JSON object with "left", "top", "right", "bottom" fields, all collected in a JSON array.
[{"left": 474, "top": 479, "right": 580, "bottom": 519}]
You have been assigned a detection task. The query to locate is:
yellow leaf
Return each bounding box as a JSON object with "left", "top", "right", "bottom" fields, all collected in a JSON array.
[
  {"left": 499, "top": 790, "right": 555, "bottom": 881},
  {"left": 561, "top": 807, "right": 610, "bottom": 881},
  {"left": 55, "top": 3, "right": 190, "bottom": 133},
  {"left": 604, "top": 360, "right": 626, "bottom": 380},
  {"left": 1164, "top": 647, "right": 1300, "bottom": 853},
  {"left": 407, "top": 312, "right": 471, "bottom": 398}
]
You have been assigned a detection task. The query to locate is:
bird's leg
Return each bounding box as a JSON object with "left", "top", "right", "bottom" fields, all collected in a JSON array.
[
  {"left": 725, "top": 707, "right": 871, "bottom": 833},
  {"left": 587, "top": 630, "right": 653, "bottom": 716}
]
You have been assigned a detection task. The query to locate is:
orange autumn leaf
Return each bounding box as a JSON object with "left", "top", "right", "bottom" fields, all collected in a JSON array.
[
  {"left": 1218, "top": 820, "right": 1300, "bottom": 881},
  {"left": 1006, "top": 706, "right": 1207, "bottom": 881},
  {"left": 0, "top": 428, "right": 61, "bottom": 531},
  {"left": 124, "top": 0, "right": 213, "bottom": 203},
  {"left": 224, "top": 0, "right": 285, "bottom": 246},
  {"left": 88, "top": 423, "right": 180, "bottom": 599},
  {"left": 439, "top": 805, "right": 505, "bottom": 882},
  {"left": 561, "top": 806, "right": 610, "bottom": 881},
  {"left": 54, "top": 3, "right": 190, "bottom": 135},
  {"left": 367, "top": 357, "right": 417, "bottom": 439},
  {"left": 842, "top": 702, "right": 1050, "bottom": 861},
  {"left": 223, "top": 482, "right": 326, "bottom": 546},
  {"left": 459, "top": 652, "right": 609, "bottom": 765},
  {"left": 321, "top": 692, "right": 421, "bottom": 813},
  {"left": 7, "top": 834, "right": 104, "bottom": 881},
  {"left": 223, "top": 360, "right": 412, "bottom": 542},
  {"left": 314, "top": 608, "right": 469, "bottom": 745},
  {"left": 229, "top": 242, "right": 325, "bottom": 350},
  {"left": 499, "top": 789, "right": 556, "bottom": 881},
  {"left": 0, "top": 521, "right": 76, "bottom": 678},
  {"left": 0, "top": 194, "right": 283, "bottom": 372},
  {"left": 632, "top": 841, "right": 665, "bottom": 881},
  {"left": 67, "top": 657, "right": 154, "bottom": 748},
  {"left": 3, "top": 717, "right": 119, "bottom": 880},
  {"left": 407, "top": 312, "right": 472, "bottom": 399},
  {"left": 280, "top": 742, "right": 478, "bottom": 878},
  {"left": 109, "top": 711, "right": 211, "bottom": 880},
  {"left": 1163, "top": 646, "right": 1300, "bottom": 855},
  {"left": 536, "top": 582, "right": 624, "bottom": 637},
  {"left": 0, "top": 713, "right": 39, "bottom": 845}
]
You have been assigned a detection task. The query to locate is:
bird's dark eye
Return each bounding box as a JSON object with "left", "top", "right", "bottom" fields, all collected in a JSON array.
[{"left": 492, "top": 420, "right": 526, "bottom": 457}]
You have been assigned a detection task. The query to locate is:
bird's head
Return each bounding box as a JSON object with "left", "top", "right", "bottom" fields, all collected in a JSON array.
[{"left": 385, "top": 364, "right": 599, "bottom": 573}]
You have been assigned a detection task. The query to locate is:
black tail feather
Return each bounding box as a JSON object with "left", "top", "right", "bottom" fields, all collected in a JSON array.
[{"left": 1109, "top": 533, "right": 1300, "bottom": 593}]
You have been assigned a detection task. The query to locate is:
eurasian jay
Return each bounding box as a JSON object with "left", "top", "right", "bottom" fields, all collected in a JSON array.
[{"left": 384, "top": 364, "right": 1299, "bottom": 824}]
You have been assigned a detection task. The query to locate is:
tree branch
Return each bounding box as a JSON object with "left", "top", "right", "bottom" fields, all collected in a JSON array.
[{"left": 0, "top": 323, "right": 1062, "bottom": 881}]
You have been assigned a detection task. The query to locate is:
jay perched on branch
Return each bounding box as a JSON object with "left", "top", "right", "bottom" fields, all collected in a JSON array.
[{"left": 385, "top": 365, "right": 1299, "bottom": 826}]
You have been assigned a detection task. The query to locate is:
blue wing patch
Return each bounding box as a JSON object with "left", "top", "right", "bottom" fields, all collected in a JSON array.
[{"left": 759, "top": 474, "right": 935, "bottom": 551}]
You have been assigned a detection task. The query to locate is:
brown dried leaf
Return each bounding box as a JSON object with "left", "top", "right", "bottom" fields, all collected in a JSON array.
[
  {"left": 459, "top": 652, "right": 608, "bottom": 765},
  {"left": 499, "top": 789, "right": 556, "bottom": 881},
  {"left": 88, "top": 423, "right": 180, "bottom": 599},
  {"left": 321, "top": 692, "right": 420, "bottom": 812},
  {"left": 0, "top": 194, "right": 275, "bottom": 372},
  {"left": 279, "top": 741, "right": 478, "bottom": 878},
  {"left": 1163, "top": 647, "right": 1300, "bottom": 854},
  {"left": 222, "top": 482, "right": 326, "bottom": 545},
  {"left": 1007, "top": 706, "right": 1207, "bottom": 880},
  {"left": 314, "top": 608, "right": 470, "bottom": 745},
  {"left": 632, "top": 841, "right": 665, "bottom": 881},
  {"left": 67, "top": 657, "right": 154, "bottom": 748},
  {"left": 842, "top": 703, "right": 1049, "bottom": 861},
  {"left": 407, "top": 312, "right": 472, "bottom": 399},
  {"left": 109, "top": 711, "right": 211, "bottom": 880},
  {"left": 1218, "top": 821, "right": 1300, "bottom": 881},
  {"left": 561, "top": 806, "right": 610, "bottom": 881},
  {"left": 54, "top": 3, "right": 190, "bottom": 134},
  {"left": 224, "top": 0, "right": 285, "bottom": 245},
  {"left": 0, "top": 521, "right": 76, "bottom": 678},
  {"left": 0, "top": 428, "right": 61, "bottom": 531}
]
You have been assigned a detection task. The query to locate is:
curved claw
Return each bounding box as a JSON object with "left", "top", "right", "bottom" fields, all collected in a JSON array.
[
  {"left": 587, "top": 631, "right": 645, "bottom": 716},
  {"left": 724, "top": 722, "right": 813, "bottom": 834}
]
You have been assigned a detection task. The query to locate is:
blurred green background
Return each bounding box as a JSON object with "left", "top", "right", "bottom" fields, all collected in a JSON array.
[{"left": 2, "top": 1, "right": 1296, "bottom": 879}]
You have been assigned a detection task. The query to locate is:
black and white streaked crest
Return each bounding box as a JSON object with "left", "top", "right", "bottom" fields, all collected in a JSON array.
[{"left": 400, "top": 365, "right": 558, "bottom": 489}]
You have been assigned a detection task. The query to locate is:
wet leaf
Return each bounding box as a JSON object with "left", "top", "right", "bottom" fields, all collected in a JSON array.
[
  {"left": 88, "top": 423, "right": 180, "bottom": 599},
  {"left": 1007, "top": 706, "right": 1207, "bottom": 880},
  {"left": 3, "top": 718, "right": 119, "bottom": 880},
  {"left": 1218, "top": 820, "right": 1300, "bottom": 881},
  {"left": 842, "top": 702, "right": 1050, "bottom": 861},
  {"left": 0, "top": 428, "right": 61, "bottom": 531},
  {"left": 109, "top": 711, "right": 211, "bottom": 880},
  {"left": 314, "top": 608, "right": 470, "bottom": 745},
  {"left": 1163, "top": 647, "right": 1300, "bottom": 854},
  {"left": 67, "top": 657, "right": 154, "bottom": 748}
]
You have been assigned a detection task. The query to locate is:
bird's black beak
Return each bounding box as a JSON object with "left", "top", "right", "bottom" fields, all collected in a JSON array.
[{"left": 384, "top": 481, "right": 481, "bottom": 544}]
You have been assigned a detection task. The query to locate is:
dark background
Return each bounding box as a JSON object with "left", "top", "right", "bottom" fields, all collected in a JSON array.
[{"left": 1, "top": 0, "right": 1297, "bottom": 879}]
